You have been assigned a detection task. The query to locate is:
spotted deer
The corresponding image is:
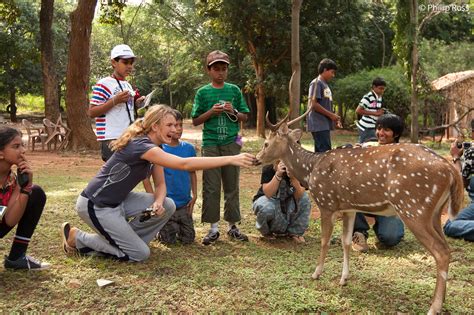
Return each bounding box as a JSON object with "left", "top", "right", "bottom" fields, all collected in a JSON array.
[{"left": 255, "top": 110, "right": 464, "bottom": 314}]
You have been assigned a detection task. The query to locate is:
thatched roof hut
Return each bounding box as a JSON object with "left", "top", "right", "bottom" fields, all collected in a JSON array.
[{"left": 431, "top": 70, "right": 474, "bottom": 138}]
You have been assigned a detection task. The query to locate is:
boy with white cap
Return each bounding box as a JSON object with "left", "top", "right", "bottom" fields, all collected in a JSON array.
[{"left": 89, "top": 44, "right": 145, "bottom": 162}]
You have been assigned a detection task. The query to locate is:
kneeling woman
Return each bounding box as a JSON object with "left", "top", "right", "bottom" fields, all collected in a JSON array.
[
  {"left": 62, "top": 105, "right": 255, "bottom": 261},
  {"left": 252, "top": 160, "right": 311, "bottom": 243}
]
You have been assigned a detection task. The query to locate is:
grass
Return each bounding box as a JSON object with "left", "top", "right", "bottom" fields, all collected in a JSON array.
[{"left": 0, "top": 133, "right": 473, "bottom": 312}]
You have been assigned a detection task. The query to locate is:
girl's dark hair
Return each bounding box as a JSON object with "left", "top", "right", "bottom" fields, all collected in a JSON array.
[
  {"left": 376, "top": 114, "right": 404, "bottom": 143},
  {"left": 318, "top": 58, "right": 337, "bottom": 74},
  {"left": 0, "top": 126, "right": 21, "bottom": 150}
]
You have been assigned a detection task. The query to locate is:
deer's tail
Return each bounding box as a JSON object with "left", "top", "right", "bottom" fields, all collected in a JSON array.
[{"left": 448, "top": 164, "right": 464, "bottom": 220}]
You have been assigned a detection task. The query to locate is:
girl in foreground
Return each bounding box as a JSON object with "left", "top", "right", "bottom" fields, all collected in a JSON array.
[
  {"left": 0, "top": 126, "right": 48, "bottom": 270},
  {"left": 62, "top": 104, "right": 255, "bottom": 261}
]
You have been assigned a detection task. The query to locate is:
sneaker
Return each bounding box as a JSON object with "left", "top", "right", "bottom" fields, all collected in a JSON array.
[
  {"left": 227, "top": 225, "right": 249, "bottom": 242},
  {"left": 4, "top": 255, "right": 51, "bottom": 270},
  {"left": 352, "top": 231, "right": 369, "bottom": 252},
  {"left": 202, "top": 231, "right": 220, "bottom": 245},
  {"left": 61, "top": 222, "right": 78, "bottom": 256}
]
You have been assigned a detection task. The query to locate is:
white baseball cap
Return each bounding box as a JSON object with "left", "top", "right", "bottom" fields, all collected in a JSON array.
[{"left": 110, "top": 44, "right": 135, "bottom": 60}]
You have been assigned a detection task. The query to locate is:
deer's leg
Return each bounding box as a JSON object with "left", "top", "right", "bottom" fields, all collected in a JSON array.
[
  {"left": 404, "top": 218, "right": 450, "bottom": 315},
  {"left": 339, "top": 212, "right": 356, "bottom": 286},
  {"left": 312, "top": 210, "right": 335, "bottom": 280}
]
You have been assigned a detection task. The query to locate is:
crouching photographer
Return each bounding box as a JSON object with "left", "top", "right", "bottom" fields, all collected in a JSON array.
[
  {"left": 445, "top": 135, "right": 474, "bottom": 242},
  {"left": 252, "top": 160, "right": 311, "bottom": 243}
]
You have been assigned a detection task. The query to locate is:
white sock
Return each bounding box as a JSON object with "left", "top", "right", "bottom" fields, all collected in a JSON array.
[{"left": 210, "top": 223, "right": 219, "bottom": 233}]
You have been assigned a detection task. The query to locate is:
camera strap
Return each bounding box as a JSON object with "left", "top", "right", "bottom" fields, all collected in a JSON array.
[{"left": 113, "top": 75, "right": 133, "bottom": 125}]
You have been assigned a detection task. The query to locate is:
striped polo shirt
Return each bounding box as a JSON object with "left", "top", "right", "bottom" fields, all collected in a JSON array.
[
  {"left": 90, "top": 76, "right": 135, "bottom": 141},
  {"left": 356, "top": 90, "right": 383, "bottom": 131}
]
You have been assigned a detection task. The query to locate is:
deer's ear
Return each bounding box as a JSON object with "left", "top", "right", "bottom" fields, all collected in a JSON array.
[
  {"left": 289, "top": 129, "right": 303, "bottom": 142},
  {"left": 277, "top": 123, "right": 289, "bottom": 135}
]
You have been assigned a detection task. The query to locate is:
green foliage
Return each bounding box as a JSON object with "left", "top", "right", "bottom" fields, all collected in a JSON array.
[
  {"left": 392, "top": 0, "right": 412, "bottom": 80},
  {"left": 0, "top": 0, "right": 41, "bottom": 103},
  {"left": 421, "top": 9, "right": 472, "bottom": 43},
  {"left": 419, "top": 39, "right": 474, "bottom": 81},
  {"left": 333, "top": 65, "right": 411, "bottom": 123},
  {"left": 17, "top": 93, "right": 45, "bottom": 112}
]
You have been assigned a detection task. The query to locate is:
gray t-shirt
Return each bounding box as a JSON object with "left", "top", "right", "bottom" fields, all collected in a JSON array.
[
  {"left": 83, "top": 136, "right": 156, "bottom": 207},
  {"left": 307, "top": 77, "right": 334, "bottom": 132}
]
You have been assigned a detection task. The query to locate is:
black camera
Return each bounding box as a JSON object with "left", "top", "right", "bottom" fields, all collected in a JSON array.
[
  {"left": 139, "top": 207, "right": 154, "bottom": 222},
  {"left": 456, "top": 142, "right": 472, "bottom": 150}
]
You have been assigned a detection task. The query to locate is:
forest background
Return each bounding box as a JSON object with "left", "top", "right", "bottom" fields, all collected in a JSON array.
[{"left": 0, "top": 0, "right": 472, "bottom": 147}]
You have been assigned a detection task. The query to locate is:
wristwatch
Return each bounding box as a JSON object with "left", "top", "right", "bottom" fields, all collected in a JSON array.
[{"left": 233, "top": 108, "right": 239, "bottom": 115}]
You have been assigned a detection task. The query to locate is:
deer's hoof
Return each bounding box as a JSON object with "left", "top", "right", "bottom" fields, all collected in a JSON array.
[
  {"left": 339, "top": 278, "right": 348, "bottom": 286},
  {"left": 311, "top": 272, "right": 320, "bottom": 280}
]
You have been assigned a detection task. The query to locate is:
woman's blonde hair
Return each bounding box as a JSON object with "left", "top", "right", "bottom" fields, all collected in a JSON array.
[{"left": 110, "top": 104, "right": 176, "bottom": 151}]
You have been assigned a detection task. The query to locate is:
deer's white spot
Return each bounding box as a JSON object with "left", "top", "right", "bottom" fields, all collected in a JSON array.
[
  {"left": 405, "top": 191, "right": 410, "bottom": 195},
  {"left": 433, "top": 184, "right": 438, "bottom": 194},
  {"left": 417, "top": 209, "right": 423, "bottom": 215},
  {"left": 425, "top": 197, "right": 431, "bottom": 203},
  {"left": 391, "top": 193, "right": 396, "bottom": 197},
  {"left": 411, "top": 173, "right": 416, "bottom": 177},
  {"left": 403, "top": 175, "right": 407, "bottom": 179}
]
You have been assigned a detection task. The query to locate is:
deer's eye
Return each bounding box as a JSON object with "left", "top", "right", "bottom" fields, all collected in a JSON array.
[{"left": 264, "top": 142, "right": 269, "bottom": 148}]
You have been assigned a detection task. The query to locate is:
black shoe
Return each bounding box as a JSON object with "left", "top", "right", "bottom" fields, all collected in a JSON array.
[
  {"left": 4, "top": 255, "right": 51, "bottom": 271},
  {"left": 202, "top": 231, "right": 220, "bottom": 245},
  {"left": 227, "top": 225, "right": 248, "bottom": 242}
]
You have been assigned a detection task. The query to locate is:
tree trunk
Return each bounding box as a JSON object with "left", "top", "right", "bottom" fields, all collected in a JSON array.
[
  {"left": 255, "top": 63, "right": 266, "bottom": 138},
  {"left": 409, "top": 0, "right": 419, "bottom": 143},
  {"left": 40, "top": 0, "right": 60, "bottom": 121},
  {"left": 65, "top": 0, "right": 99, "bottom": 150},
  {"left": 289, "top": 0, "right": 302, "bottom": 129}
]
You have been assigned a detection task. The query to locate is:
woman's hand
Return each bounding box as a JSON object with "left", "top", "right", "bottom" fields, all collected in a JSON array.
[
  {"left": 231, "top": 153, "right": 256, "bottom": 167},
  {"left": 276, "top": 161, "right": 286, "bottom": 177},
  {"left": 152, "top": 201, "right": 165, "bottom": 217}
]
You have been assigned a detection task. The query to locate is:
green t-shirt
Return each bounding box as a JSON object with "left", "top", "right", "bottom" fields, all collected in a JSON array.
[{"left": 192, "top": 83, "right": 250, "bottom": 147}]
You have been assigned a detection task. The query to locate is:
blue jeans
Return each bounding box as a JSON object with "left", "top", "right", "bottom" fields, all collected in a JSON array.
[
  {"left": 358, "top": 128, "right": 376, "bottom": 143},
  {"left": 354, "top": 212, "right": 404, "bottom": 246},
  {"left": 253, "top": 192, "right": 311, "bottom": 236},
  {"left": 443, "top": 203, "right": 474, "bottom": 242},
  {"left": 311, "top": 130, "right": 331, "bottom": 153}
]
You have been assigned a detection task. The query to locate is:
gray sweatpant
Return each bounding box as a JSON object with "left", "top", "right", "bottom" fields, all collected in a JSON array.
[{"left": 75, "top": 192, "right": 175, "bottom": 262}]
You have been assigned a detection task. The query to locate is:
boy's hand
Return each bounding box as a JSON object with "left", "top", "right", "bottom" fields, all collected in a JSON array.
[
  {"left": 374, "top": 109, "right": 384, "bottom": 116},
  {"left": 113, "top": 91, "right": 130, "bottom": 106},
  {"left": 187, "top": 197, "right": 197, "bottom": 215},
  {"left": 135, "top": 96, "right": 145, "bottom": 105},
  {"left": 212, "top": 103, "right": 226, "bottom": 115}
]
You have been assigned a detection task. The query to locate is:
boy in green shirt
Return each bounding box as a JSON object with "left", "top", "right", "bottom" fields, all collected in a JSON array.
[{"left": 191, "top": 50, "right": 250, "bottom": 245}]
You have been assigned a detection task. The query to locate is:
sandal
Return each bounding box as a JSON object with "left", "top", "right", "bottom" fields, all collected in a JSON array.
[{"left": 61, "top": 222, "right": 78, "bottom": 255}]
